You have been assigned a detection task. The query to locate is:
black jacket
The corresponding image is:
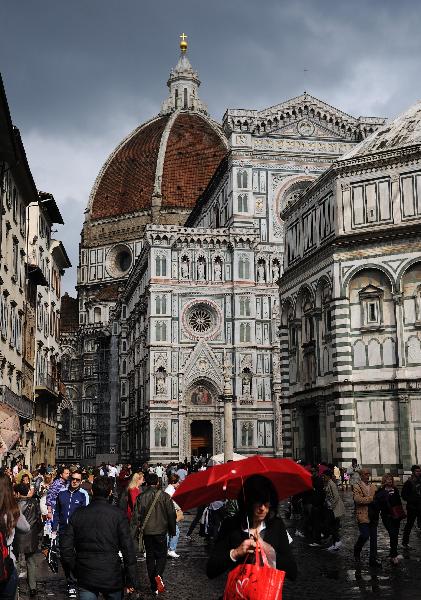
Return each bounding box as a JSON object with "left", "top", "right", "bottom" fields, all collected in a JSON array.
[
  {"left": 206, "top": 515, "right": 297, "bottom": 581},
  {"left": 374, "top": 486, "right": 403, "bottom": 516},
  {"left": 130, "top": 487, "right": 176, "bottom": 539},
  {"left": 402, "top": 477, "right": 421, "bottom": 511},
  {"left": 60, "top": 497, "right": 140, "bottom": 592}
]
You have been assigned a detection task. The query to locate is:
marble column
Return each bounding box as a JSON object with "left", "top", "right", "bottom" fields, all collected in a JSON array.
[
  {"left": 317, "top": 400, "right": 328, "bottom": 462},
  {"left": 223, "top": 395, "right": 234, "bottom": 462},
  {"left": 399, "top": 395, "right": 412, "bottom": 471}
]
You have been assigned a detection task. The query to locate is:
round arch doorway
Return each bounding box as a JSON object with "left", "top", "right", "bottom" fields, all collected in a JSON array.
[{"left": 191, "top": 420, "right": 213, "bottom": 458}]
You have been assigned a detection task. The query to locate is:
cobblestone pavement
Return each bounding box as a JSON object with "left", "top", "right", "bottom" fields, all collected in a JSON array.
[{"left": 17, "top": 491, "right": 421, "bottom": 600}]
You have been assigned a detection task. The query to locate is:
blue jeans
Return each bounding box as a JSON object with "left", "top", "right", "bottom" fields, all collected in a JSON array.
[
  {"left": 79, "top": 589, "right": 122, "bottom": 600},
  {"left": 168, "top": 524, "right": 180, "bottom": 552},
  {"left": 354, "top": 523, "right": 378, "bottom": 560},
  {"left": 0, "top": 566, "right": 18, "bottom": 600}
]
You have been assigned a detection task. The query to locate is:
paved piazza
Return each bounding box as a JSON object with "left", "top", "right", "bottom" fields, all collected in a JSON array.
[{"left": 16, "top": 492, "right": 421, "bottom": 600}]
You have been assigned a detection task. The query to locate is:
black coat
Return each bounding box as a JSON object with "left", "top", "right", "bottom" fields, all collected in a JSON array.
[
  {"left": 13, "top": 498, "right": 43, "bottom": 555},
  {"left": 206, "top": 515, "right": 297, "bottom": 582},
  {"left": 60, "top": 497, "right": 140, "bottom": 592},
  {"left": 402, "top": 477, "right": 421, "bottom": 511}
]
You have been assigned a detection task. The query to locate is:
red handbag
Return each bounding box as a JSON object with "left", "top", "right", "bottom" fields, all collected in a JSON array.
[
  {"left": 224, "top": 540, "right": 286, "bottom": 600},
  {"left": 390, "top": 504, "right": 406, "bottom": 520}
]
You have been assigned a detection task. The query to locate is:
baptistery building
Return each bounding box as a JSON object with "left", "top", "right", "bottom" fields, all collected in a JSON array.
[{"left": 57, "top": 37, "right": 387, "bottom": 465}]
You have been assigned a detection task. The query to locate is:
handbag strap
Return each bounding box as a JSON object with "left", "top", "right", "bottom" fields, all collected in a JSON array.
[
  {"left": 139, "top": 491, "right": 161, "bottom": 534},
  {"left": 255, "top": 539, "right": 269, "bottom": 567}
]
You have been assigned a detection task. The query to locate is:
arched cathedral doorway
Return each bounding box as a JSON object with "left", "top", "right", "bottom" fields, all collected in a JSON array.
[{"left": 191, "top": 420, "right": 213, "bottom": 458}]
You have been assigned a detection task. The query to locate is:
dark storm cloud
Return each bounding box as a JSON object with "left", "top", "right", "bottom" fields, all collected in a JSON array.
[{"left": 1, "top": 0, "right": 420, "bottom": 292}]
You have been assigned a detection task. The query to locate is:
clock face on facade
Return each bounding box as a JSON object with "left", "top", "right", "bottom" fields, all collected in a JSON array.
[{"left": 297, "top": 119, "right": 315, "bottom": 137}]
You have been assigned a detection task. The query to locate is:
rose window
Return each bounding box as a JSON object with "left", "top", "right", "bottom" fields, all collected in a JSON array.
[
  {"left": 183, "top": 300, "right": 221, "bottom": 339},
  {"left": 188, "top": 307, "right": 212, "bottom": 333}
]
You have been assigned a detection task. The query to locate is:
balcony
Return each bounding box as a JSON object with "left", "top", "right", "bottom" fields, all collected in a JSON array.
[
  {"left": 0, "top": 385, "right": 33, "bottom": 420},
  {"left": 35, "top": 373, "right": 61, "bottom": 401}
]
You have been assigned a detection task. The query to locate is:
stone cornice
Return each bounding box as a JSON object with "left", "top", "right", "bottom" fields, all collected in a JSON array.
[{"left": 281, "top": 144, "right": 421, "bottom": 220}]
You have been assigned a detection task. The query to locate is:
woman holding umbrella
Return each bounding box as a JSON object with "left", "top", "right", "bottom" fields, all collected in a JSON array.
[{"left": 206, "top": 475, "right": 297, "bottom": 581}]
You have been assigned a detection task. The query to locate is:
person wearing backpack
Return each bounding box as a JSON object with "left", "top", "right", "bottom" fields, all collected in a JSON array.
[
  {"left": 131, "top": 472, "right": 176, "bottom": 595},
  {"left": 0, "top": 473, "right": 30, "bottom": 599}
]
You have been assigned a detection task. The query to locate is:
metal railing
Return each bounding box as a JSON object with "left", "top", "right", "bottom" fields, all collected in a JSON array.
[{"left": 0, "top": 385, "right": 33, "bottom": 420}]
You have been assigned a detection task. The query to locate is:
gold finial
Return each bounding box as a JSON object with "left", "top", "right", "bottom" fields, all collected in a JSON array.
[{"left": 180, "top": 33, "right": 188, "bottom": 53}]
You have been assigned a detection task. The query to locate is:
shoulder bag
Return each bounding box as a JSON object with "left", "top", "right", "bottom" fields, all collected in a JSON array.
[
  {"left": 390, "top": 504, "right": 406, "bottom": 520},
  {"left": 138, "top": 491, "right": 161, "bottom": 553}
]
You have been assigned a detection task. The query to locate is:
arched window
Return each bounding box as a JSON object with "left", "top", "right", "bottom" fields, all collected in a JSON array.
[
  {"left": 61, "top": 355, "right": 70, "bottom": 380},
  {"left": 61, "top": 409, "right": 71, "bottom": 441},
  {"left": 241, "top": 422, "right": 253, "bottom": 447},
  {"left": 239, "top": 256, "right": 250, "bottom": 279},
  {"left": 155, "top": 255, "right": 167, "bottom": 277},
  {"left": 240, "top": 298, "right": 251, "bottom": 316},
  {"left": 240, "top": 323, "right": 251, "bottom": 343},
  {"left": 237, "top": 170, "right": 248, "bottom": 189},
  {"left": 238, "top": 194, "right": 248, "bottom": 213},
  {"left": 121, "top": 340, "right": 127, "bottom": 352},
  {"left": 155, "top": 423, "right": 167, "bottom": 447},
  {"left": 121, "top": 381, "right": 127, "bottom": 397},
  {"left": 156, "top": 322, "right": 167, "bottom": 342},
  {"left": 94, "top": 307, "right": 101, "bottom": 323},
  {"left": 156, "top": 295, "right": 167, "bottom": 315}
]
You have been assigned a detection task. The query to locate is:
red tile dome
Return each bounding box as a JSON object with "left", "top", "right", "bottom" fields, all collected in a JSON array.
[{"left": 88, "top": 111, "right": 227, "bottom": 221}]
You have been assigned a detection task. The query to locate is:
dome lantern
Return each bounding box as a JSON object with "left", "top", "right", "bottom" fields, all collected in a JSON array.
[{"left": 160, "top": 35, "right": 208, "bottom": 115}]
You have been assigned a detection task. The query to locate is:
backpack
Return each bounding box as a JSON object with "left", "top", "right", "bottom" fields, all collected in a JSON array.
[{"left": 0, "top": 527, "right": 13, "bottom": 583}]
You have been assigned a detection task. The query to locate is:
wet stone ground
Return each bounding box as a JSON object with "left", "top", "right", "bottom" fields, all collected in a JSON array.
[{"left": 18, "top": 491, "right": 421, "bottom": 600}]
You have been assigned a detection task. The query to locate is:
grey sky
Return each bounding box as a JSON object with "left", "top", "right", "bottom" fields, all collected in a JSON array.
[{"left": 1, "top": 0, "right": 420, "bottom": 293}]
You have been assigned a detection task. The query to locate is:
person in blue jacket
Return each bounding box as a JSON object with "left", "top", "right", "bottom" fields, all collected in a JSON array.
[{"left": 51, "top": 469, "right": 88, "bottom": 599}]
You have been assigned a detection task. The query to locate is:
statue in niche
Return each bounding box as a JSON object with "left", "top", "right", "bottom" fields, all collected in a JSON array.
[
  {"left": 214, "top": 260, "right": 222, "bottom": 281},
  {"left": 241, "top": 373, "right": 252, "bottom": 396},
  {"left": 181, "top": 258, "right": 189, "bottom": 279},
  {"left": 197, "top": 258, "right": 206, "bottom": 281},
  {"left": 156, "top": 377, "right": 166, "bottom": 394},
  {"left": 155, "top": 367, "right": 167, "bottom": 395},
  {"left": 272, "top": 262, "right": 280, "bottom": 282},
  {"left": 257, "top": 262, "right": 266, "bottom": 283},
  {"left": 190, "top": 385, "right": 211, "bottom": 405}
]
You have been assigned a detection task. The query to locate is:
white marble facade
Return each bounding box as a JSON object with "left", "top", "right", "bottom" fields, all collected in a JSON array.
[
  {"left": 279, "top": 100, "right": 421, "bottom": 473},
  {"left": 117, "top": 94, "right": 386, "bottom": 463},
  {"left": 59, "top": 47, "right": 391, "bottom": 464}
]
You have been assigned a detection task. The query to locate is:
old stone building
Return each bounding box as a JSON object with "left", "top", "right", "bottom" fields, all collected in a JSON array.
[
  {"left": 279, "top": 100, "right": 421, "bottom": 473},
  {"left": 0, "top": 75, "right": 36, "bottom": 461},
  {"left": 0, "top": 74, "right": 70, "bottom": 467},
  {"left": 58, "top": 38, "right": 387, "bottom": 464}
]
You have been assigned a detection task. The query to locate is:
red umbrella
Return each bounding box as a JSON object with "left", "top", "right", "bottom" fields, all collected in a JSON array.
[{"left": 172, "top": 456, "right": 312, "bottom": 511}]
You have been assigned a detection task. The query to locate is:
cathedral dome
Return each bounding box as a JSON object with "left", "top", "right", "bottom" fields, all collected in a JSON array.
[
  {"left": 88, "top": 43, "right": 228, "bottom": 222},
  {"left": 341, "top": 100, "right": 421, "bottom": 160}
]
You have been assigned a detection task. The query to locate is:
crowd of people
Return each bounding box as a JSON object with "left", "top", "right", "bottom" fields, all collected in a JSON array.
[
  {"left": 291, "top": 460, "right": 421, "bottom": 567},
  {"left": 0, "top": 457, "right": 419, "bottom": 599}
]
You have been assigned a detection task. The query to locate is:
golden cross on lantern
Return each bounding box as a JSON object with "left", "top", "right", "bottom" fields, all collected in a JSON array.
[{"left": 180, "top": 33, "right": 188, "bottom": 52}]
